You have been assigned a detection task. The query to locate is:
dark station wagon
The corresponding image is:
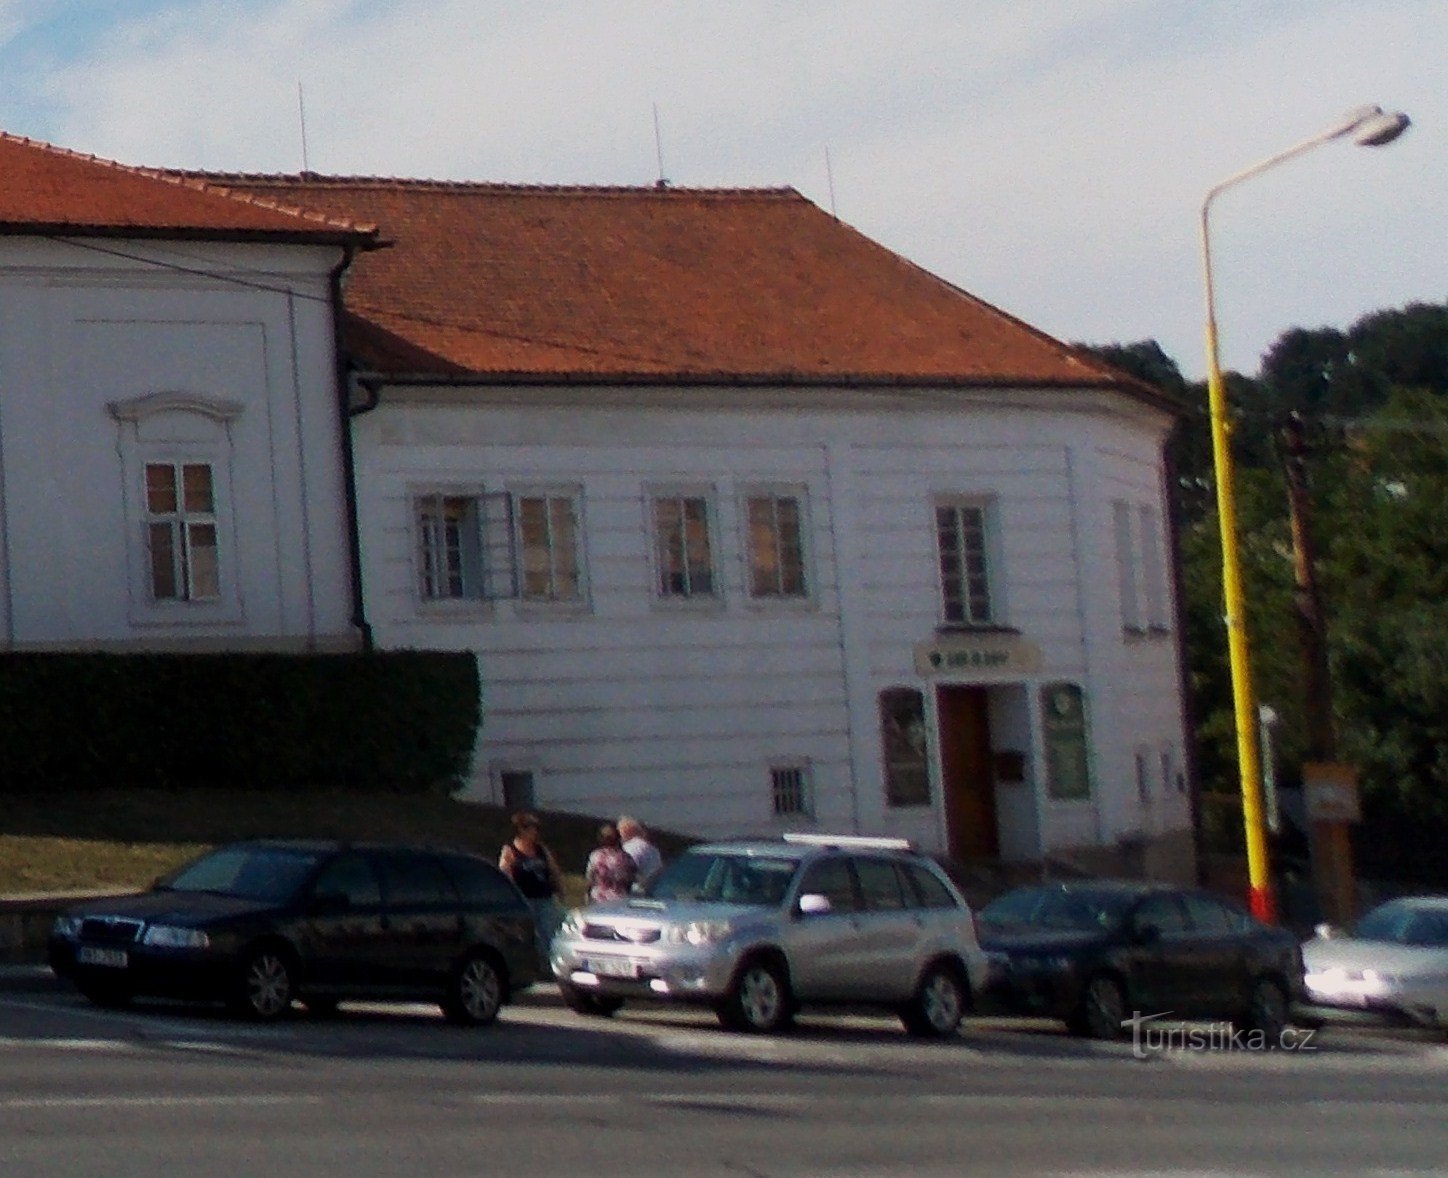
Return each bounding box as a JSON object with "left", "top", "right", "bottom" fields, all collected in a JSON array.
[{"left": 48, "top": 839, "right": 542, "bottom": 1024}]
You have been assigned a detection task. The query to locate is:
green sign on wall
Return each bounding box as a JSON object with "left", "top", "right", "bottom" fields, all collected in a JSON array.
[{"left": 1042, "top": 682, "right": 1091, "bottom": 801}]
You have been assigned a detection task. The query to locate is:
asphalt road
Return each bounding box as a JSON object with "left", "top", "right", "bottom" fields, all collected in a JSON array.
[{"left": 1, "top": 971, "right": 1444, "bottom": 1177}]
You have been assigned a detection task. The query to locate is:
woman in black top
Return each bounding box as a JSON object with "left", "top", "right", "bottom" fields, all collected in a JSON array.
[{"left": 499, "top": 811, "right": 564, "bottom": 959}]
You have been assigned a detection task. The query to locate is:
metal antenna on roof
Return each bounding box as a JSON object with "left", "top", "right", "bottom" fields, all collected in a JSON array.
[
  {"left": 652, "top": 103, "right": 668, "bottom": 188},
  {"left": 297, "top": 82, "right": 312, "bottom": 175},
  {"left": 825, "top": 145, "right": 838, "bottom": 218}
]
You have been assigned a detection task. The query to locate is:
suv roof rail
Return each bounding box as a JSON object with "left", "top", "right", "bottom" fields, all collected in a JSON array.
[{"left": 782, "top": 833, "right": 914, "bottom": 852}]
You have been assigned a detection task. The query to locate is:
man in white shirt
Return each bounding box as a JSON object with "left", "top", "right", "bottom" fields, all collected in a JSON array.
[{"left": 618, "top": 815, "right": 663, "bottom": 891}]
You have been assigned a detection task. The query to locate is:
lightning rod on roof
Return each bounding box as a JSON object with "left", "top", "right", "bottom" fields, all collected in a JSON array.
[
  {"left": 825, "top": 145, "right": 838, "bottom": 218},
  {"left": 652, "top": 103, "right": 668, "bottom": 188},
  {"left": 297, "top": 82, "right": 311, "bottom": 175}
]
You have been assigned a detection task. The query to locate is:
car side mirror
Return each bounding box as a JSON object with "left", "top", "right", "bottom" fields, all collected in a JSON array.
[
  {"left": 797, "top": 893, "right": 832, "bottom": 917},
  {"left": 1133, "top": 922, "right": 1162, "bottom": 946},
  {"left": 308, "top": 891, "right": 351, "bottom": 916}
]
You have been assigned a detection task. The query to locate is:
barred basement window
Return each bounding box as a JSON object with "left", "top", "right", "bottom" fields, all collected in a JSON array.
[{"left": 771, "top": 766, "right": 811, "bottom": 817}]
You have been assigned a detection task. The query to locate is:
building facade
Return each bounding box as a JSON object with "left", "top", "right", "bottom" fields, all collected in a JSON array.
[{"left": 0, "top": 137, "right": 1195, "bottom": 876}]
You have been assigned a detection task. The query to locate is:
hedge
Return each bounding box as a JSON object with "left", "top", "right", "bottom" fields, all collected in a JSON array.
[{"left": 0, "top": 650, "right": 481, "bottom": 795}]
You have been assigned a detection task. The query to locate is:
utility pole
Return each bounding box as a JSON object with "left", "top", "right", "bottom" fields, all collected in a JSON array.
[{"left": 1281, "top": 412, "right": 1358, "bottom": 925}]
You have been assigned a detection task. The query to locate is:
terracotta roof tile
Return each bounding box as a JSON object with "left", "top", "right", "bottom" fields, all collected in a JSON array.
[
  {"left": 203, "top": 175, "right": 1135, "bottom": 390},
  {"left": 0, "top": 133, "right": 375, "bottom": 242}
]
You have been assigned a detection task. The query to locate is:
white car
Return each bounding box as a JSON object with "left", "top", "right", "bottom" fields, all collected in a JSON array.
[
  {"left": 550, "top": 834, "right": 989, "bottom": 1036},
  {"left": 1300, "top": 896, "right": 1448, "bottom": 1031}
]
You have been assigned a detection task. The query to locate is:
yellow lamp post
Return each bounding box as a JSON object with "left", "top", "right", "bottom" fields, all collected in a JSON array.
[{"left": 1200, "top": 104, "right": 1410, "bottom": 923}]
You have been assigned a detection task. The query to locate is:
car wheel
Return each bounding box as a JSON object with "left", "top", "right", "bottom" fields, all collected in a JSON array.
[
  {"left": 559, "top": 983, "right": 624, "bottom": 1017},
  {"left": 1242, "top": 977, "right": 1289, "bottom": 1042},
  {"left": 717, "top": 957, "right": 792, "bottom": 1034},
  {"left": 900, "top": 961, "right": 968, "bottom": 1038},
  {"left": 231, "top": 946, "right": 295, "bottom": 1021},
  {"left": 77, "top": 978, "right": 133, "bottom": 1009},
  {"left": 1071, "top": 974, "right": 1126, "bottom": 1040},
  {"left": 442, "top": 952, "right": 504, "bottom": 1026}
]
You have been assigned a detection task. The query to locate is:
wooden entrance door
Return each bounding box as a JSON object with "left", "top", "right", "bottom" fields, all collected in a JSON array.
[{"left": 937, "top": 686, "right": 998, "bottom": 860}]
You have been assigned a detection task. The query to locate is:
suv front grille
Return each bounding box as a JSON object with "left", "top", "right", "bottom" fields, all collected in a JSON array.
[
  {"left": 79, "top": 917, "right": 145, "bottom": 945},
  {"left": 582, "top": 923, "right": 661, "bottom": 944}
]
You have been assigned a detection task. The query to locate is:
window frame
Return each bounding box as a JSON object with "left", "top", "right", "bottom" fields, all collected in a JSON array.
[
  {"left": 740, "top": 485, "right": 812, "bottom": 604},
  {"left": 411, "top": 488, "right": 515, "bottom": 609},
  {"left": 880, "top": 687, "right": 932, "bottom": 808},
  {"left": 933, "top": 496, "right": 998, "bottom": 628},
  {"left": 109, "top": 392, "right": 246, "bottom": 629},
  {"left": 512, "top": 485, "right": 588, "bottom": 608},
  {"left": 770, "top": 763, "right": 814, "bottom": 820},
  {"left": 143, "top": 460, "right": 222, "bottom": 603},
  {"left": 647, "top": 486, "right": 721, "bottom": 605}
]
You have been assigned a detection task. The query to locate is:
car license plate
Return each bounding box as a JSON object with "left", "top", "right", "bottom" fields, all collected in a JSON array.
[
  {"left": 583, "top": 956, "right": 640, "bottom": 980},
  {"left": 77, "top": 947, "right": 129, "bottom": 969}
]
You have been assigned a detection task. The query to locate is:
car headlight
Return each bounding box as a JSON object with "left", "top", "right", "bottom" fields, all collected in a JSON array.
[
  {"left": 666, "top": 920, "right": 734, "bottom": 946},
  {"left": 141, "top": 925, "right": 210, "bottom": 949},
  {"left": 51, "top": 916, "right": 81, "bottom": 938}
]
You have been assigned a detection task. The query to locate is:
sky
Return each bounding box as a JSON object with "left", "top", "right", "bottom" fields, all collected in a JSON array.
[{"left": 0, "top": 0, "right": 1441, "bottom": 379}]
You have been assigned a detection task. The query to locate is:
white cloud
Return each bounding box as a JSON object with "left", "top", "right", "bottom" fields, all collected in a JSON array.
[{"left": 2, "top": 0, "right": 1442, "bottom": 377}]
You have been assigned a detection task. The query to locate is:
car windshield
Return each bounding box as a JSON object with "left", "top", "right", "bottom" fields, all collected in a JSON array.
[
  {"left": 1353, "top": 901, "right": 1448, "bottom": 947},
  {"left": 157, "top": 846, "right": 322, "bottom": 904},
  {"left": 979, "top": 886, "right": 1130, "bottom": 934},
  {"left": 648, "top": 852, "right": 798, "bottom": 907}
]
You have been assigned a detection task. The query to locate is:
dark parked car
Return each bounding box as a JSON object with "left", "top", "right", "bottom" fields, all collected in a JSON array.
[
  {"left": 48, "top": 840, "right": 541, "bottom": 1024},
  {"left": 978, "top": 881, "right": 1305, "bottom": 1040}
]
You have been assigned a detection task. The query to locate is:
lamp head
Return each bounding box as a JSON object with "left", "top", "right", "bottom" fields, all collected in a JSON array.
[{"left": 1353, "top": 110, "right": 1411, "bottom": 147}]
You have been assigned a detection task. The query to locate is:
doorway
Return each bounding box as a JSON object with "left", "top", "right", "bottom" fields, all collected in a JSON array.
[{"left": 936, "top": 685, "right": 998, "bottom": 860}]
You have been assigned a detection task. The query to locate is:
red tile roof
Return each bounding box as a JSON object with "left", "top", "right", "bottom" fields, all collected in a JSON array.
[
  {"left": 0, "top": 133, "right": 375, "bottom": 243},
  {"left": 202, "top": 175, "right": 1145, "bottom": 393}
]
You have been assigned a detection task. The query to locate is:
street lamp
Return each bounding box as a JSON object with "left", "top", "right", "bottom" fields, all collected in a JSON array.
[{"left": 1200, "top": 104, "right": 1410, "bottom": 924}]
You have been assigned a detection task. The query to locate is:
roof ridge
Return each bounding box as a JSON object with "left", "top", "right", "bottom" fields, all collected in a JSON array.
[
  {"left": 0, "top": 130, "right": 377, "bottom": 236},
  {"left": 172, "top": 170, "right": 801, "bottom": 199}
]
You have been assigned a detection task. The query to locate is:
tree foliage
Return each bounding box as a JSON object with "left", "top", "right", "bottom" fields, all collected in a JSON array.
[{"left": 1086, "top": 301, "right": 1448, "bottom": 886}]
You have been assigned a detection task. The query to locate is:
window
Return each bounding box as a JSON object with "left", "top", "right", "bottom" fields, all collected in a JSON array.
[
  {"left": 417, "top": 494, "right": 483, "bottom": 600},
  {"left": 1181, "top": 893, "right": 1234, "bottom": 935},
  {"left": 438, "top": 853, "right": 528, "bottom": 912},
  {"left": 499, "top": 769, "right": 535, "bottom": 812},
  {"left": 854, "top": 858, "right": 908, "bottom": 911},
  {"left": 902, "top": 863, "right": 960, "bottom": 909},
  {"left": 1113, "top": 500, "right": 1141, "bottom": 632},
  {"left": 1138, "top": 505, "right": 1169, "bottom": 630},
  {"left": 516, "top": 491, "right": 583, "bottom": 602},
  {"left": 145, "top": 461, "right": 220, "bottom": 601},
  {"left": 1135, "top": 747, "right": 1152, "bottom": 805},
  {"left": 653, "top": 493, "right": 715, "bottom": 598},
  {"left": 880, "top": 688, "right": 931, "bottom": 807},
  {"left": 414, "top": 492, "right": 514, "bottom": 602},
  {"left": 375, "top": 851, "right": 457, "bottom": 909},
  {"left": 1113, "top": 499, "right": 1170, "bottom": 635},
  {"left": 746, "top": 493, "right": 807, "bottom": 598},
  {"left": 1042, "top": 683, "right": 1091, "bottom": 801},
  {"left": 797, "top": 858, "right": 858, "bottom": 912},
  {"left": 935, "top": 502, "right": 993, "bottom": 625},
  {"left": 309, "top": 853, "right": 382, "bottom": 909},
  {"left": 771, "top": 765, "right": 812, "bottom": 818},
  {"left": 1132, "top": 894, "right": 1190, "bottom": 937}
]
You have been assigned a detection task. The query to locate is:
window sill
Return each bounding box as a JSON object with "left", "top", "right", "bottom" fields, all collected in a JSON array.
[{"left": 934, "top": 623, "right": 1019, "bottom": 636}]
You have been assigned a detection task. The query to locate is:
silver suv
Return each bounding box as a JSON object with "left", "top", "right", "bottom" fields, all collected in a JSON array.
[{"left": 550, "top": 834, "right": 988, "bottom": 1036}]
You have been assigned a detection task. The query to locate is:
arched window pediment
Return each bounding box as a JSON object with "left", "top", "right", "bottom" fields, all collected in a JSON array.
[{"left": 107, "top": 391, "right": 245, "bottom": 425}]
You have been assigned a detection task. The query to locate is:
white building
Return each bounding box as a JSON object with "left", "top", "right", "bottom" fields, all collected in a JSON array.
[
  {"left": 0, "top": 134, "right": 1194, "bottom": 877},
  {"left": 0, "top": 133, "right": 374, "bottom": 655},
  {"left": 223, "top": 176, "right": 1195, "bottom": 877}
]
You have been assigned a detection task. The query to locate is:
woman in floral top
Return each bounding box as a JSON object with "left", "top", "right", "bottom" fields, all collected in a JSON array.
[{"left": 585, "top": 823, "right": 637, "bottom": 903}]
